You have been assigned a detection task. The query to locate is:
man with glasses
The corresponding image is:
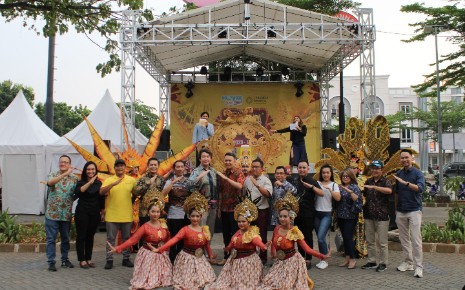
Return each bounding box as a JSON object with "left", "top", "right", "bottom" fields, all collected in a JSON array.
[
  {"left": 361, "top": 160, "right": 392, "bottom": 273},
  {"left": 45, "top": 155, "right": 78, "bottom": 271},
  {"left": 271, "top": 166, "right": 296, "bottom": 227},
  {"left": 243, "top": 158, "right": 272, "bottom": 265}
]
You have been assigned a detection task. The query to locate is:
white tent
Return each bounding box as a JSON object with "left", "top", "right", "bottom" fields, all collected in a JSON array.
[
  {"left": 0, "top": 91, "right": 60, "bottom": 214},
  {"left": 46, "top": 90, "right": 149, "bottom": 173}
]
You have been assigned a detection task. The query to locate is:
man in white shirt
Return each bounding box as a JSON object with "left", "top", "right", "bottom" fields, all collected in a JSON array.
[{"left": 243, "top": 158, "right": 273, "bottom": 264}]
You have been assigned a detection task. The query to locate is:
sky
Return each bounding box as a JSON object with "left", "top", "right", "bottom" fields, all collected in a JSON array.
[{"left": 0, "top": 0, "right": 457, "bottom": 111}]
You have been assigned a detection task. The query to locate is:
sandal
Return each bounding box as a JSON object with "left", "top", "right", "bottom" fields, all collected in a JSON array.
[
  {"left": 79, "top": 262, "right": 89, "bottom": 269},
  {"left": 86, "top": 261, "right": 96, "bottom": 268}
]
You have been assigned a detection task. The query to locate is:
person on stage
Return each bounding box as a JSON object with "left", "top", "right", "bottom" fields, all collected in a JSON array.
[
  {"left": 107, "top": 198, "right": 172, "bottom": 290},
  {"left": 192, "top": 111, "right": 215, "bottom": 166},
  {"left": 153, "top": 192, "right": 217, "bottom": 290},
  {"left": 207, "top": 199, "right": 270, "bottom": 290},
  {"left": 74, "top": 161, "right": 103, "bottom": 269},
  {"left": 336, "top": 169, "right": 362, "bottom": 269},
  {"left": 271, "top": 116, "right": 307, "bottom": 167},
  {"left": 258, "top": 193, "right": 327, "bottom": 290}
]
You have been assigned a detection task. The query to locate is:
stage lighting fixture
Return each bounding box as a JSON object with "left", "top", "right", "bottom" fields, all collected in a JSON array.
[
  {"left": 224, "top": 66, "right": 232, "bottom": 77},
  {"left": 255, "top": 67, "right": 264, "bottom": 77},
  {"left": 218, "top": 28, "right": 227, "bottom": 39},
  {"left": 185, "top": 80, "right": 195, "bottom": 98},
  {"left": 281, "top": 66, "right": 289, "bottom": 76},
  {"left": 295, "top": 82, "right": 304, "bottom": 97},
  {"left": 200, "top": 66, "right": 208, "bottom": 75},
  {"left": 244, "top": 0, "right": 251, "bottom": 20},
  {"left": 267, "top": 26, "right": 276, "bottom": 38},
  {"left": 137, "top": 26, "right": 150, "bottom": 36}
]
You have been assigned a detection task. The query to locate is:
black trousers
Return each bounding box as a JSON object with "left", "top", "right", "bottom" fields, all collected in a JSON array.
[
  {"left": 221, "top": 211, "right": 238, "bottom": 259},
  {"left": 167, "top": 217, "right": 189, "bottom": 262},
  {"left": 75, "top": 210, "right": 100, "bottom": 262},
  {"left": 294, "top": 212, "right": 315, "bottom": 261},
  {"left": 135, "top": 216, "right": 150, "bottom": 250}
]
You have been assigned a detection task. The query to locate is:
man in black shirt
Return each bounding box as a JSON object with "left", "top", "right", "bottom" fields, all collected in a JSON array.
[{"left": 287, "top": 160, "right": 321, "bottom": 268}]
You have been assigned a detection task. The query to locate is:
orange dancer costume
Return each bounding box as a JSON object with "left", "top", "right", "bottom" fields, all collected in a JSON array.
[
  {"left": 114, "top": 194, "right": 172, "bottom": 290},
  {"left": 156, "top": 192, "right": 216, "bottom": 290},
  {"left": 258, "top": 193, "right": 325, "bottom": 290},
  {"left": 207, "top": 199, "right": 268, "bottom": 290}
]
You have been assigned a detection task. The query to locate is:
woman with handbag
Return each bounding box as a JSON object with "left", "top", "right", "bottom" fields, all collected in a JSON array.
[{"left": 336, "top": 168, "right": 362, "bottom": 269}]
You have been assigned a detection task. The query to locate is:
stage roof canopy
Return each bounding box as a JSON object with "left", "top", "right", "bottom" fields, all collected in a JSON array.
[{"left": 139, "top": 0, "right": 362, "bottom": 74}]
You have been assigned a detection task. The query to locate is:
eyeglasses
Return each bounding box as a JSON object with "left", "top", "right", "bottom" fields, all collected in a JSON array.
[
  {"left": 349, "top": 167, "right": 358, "bottom": 169},
  {"left": 341, "top": 175, "right": 350, "bottom": 178}
]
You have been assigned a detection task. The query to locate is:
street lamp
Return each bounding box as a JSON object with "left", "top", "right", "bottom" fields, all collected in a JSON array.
[{"left": 424, "top": 24, "right": 447, "bottom": 198}]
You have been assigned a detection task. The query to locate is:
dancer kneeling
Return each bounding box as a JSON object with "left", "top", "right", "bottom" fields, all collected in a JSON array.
[
  {"left": 107, "top": 192, "right": 172, "bottom": 290},
  {"left": 207, "top": 199, "right": 271, "bottom": 290},
  {"left": 154, "top": 192, "right": 217, "bottom": 290},
  {"left": 258, "top": 193, "right": 329, "bottom": 290}
]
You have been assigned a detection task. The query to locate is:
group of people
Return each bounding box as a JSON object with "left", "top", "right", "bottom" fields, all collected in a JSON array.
[{"left": 44, "top": 126, "right": 425, "bottom": 289}]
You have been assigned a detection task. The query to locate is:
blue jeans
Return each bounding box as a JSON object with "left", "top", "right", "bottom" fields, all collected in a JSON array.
[
  {"left": 45, "top": 218, "right": 71, "bottom": 265},
  {"left": 338, "top": 218, "right": 357, "bottom": 259},
  {"left": 314, "top": 211, "right": 332, "bottom": 255}
]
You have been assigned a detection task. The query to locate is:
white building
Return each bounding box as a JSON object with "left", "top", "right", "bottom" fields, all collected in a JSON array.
[{"left": 328, "top": 75, "right": 464, "bottom": 169}]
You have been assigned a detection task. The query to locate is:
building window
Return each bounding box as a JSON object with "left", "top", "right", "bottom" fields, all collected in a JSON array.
[
  {"left": 329, "top": 97, "right": 351, "bottom": 119},
  {"left": 362, "top": 96, "right": 384, "bottom": 120},
  {"left": 399, "top": 102, "right": 412, "bottom": 114},
  {"left": 451, "top": 87, "right": 462, "bottom": 95},
  {"left": 401, "top": 129, "right": 413, "bottom": 143}
]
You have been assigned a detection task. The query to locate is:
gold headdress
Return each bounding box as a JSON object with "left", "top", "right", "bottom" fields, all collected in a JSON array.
[
  {"left": 183, "top": 192, "right": 209, "bottom": 216},
  {"left": 140, "top": 187, "right": 165, "bottom": 217},
  {"left": 274, "top": 192, "right": 300, "bottom": 219},
  {"left": 234, "top": 198, "right": 258, "bottom": 222}
]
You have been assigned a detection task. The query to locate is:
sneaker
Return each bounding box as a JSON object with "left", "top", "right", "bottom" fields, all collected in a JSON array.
[
  {"left": 104, "top": 260, "right": 113, "bottom": 270},
  {"left": 397, "top": 262, "right": 414, "bottom": 272},
  {"left": 376, "top": 264, "right": 387, "bottom": 272},
  {"left": 361, "top": 262, "right": 378, "bottom": 269},
  {"left": 61, "top": 260, "right": 74, "bottom": 268},
  {"left": 122, "top": 259, "right": 134, "bottom": 268},
  {"left": 315, "top": 260, "right": 328, "bottom": 269},
  {"left": 414, "top": 267, "right": 423, "bottom": 278},
  {"left": 48, "top": 263, "right": 57, "bottom": 272}
]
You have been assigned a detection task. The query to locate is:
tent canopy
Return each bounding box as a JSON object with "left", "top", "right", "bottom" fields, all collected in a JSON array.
[{"left": 145, "top": 0, "right": 358, "bottom": 72}]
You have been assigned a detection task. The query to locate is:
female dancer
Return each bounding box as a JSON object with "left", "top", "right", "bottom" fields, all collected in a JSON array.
[
  {"left": 207, "top": 199, "right": 270, "bottom": 290},
  {"left": 154, "top": 192, "right": 217, "bottom": 290},
  {"left": 74, "top": 161, "right": 103, "bottom": 269},
  {"left": 259, "top": 193, "right": 327, "bottom": 290},
  {"left": 336, "top": 168, "right": 362, "bottom": 269},
  {"left": 271, "top": 116, "right": 307, "bottom": 166},
  {"left": 107, "top": 195, "right": 172, "bottom": 289},
  {"left": 314, "top": 164, "right": 339, "bottom": 269}
]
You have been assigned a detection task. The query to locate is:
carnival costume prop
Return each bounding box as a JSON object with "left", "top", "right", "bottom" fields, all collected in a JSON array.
[
  {"left": 157, "top": 192, "right": 216, "bottom": 290},
  {"left": 258, "top": 193, "right": 324, "bottom": 290},
  {"left": 207, "top": 199, "right": 268, "bottom": 290},
  {"left": 114, "top": 191, "right": 172, "bottom": 289}
]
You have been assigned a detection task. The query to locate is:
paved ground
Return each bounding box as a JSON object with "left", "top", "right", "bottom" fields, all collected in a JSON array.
[{"left": 1, "top": 207, "right": 464, "bottom": 290}]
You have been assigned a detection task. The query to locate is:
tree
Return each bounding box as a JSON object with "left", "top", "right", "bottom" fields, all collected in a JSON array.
[
  {"left": 35, "top": 102, "right": 91, "bottom": 136},
  {"left": 0, "top": 0, "right": 153, "bottom": 77},
  {"left": 401, "top": 2, "right": 465, "bottom": 96},
  {"left": 118, "top": 100, "right": 159, "bottom": 139},
  {"left": 274, "top": 0, "right": 357, "bottom": 15},
  {"left": 0, "top": 80, "right": 35, "bottom": 114},
  {"left": 385, "top": 99, "right": 465, "bottom": 142}
]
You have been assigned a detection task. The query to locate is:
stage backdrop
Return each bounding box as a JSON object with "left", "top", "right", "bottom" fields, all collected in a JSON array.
[{"left": 170, "top": 82, "right": 321, "bottom": 172}]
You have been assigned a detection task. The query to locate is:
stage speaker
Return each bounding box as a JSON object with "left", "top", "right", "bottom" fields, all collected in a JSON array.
[
  {"left": 322, "top": 129, "right": 338, "bottom": 150},
  {"left": 158, "top": 129, "right": 170, "bottom": 151},
  {"left": 388, "top": 138, "right": 401, "bottom": 157}
]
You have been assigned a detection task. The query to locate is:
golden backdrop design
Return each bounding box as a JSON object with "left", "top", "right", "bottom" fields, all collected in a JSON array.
[{"left": 170, "top": 82, "right": 321, "bottom": 172}]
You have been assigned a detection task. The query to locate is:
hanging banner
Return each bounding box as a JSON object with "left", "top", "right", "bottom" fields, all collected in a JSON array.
[{"left": 170, "top": 82, "right": 321, "bottom": 172}]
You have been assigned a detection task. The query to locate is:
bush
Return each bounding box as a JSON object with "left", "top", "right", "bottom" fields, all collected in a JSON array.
[
  {"left": 0, "top": 210, "right": 21, "bottom": 243},
  {"left": 422, "top": 205, "right": 465, "bottom": 244}
]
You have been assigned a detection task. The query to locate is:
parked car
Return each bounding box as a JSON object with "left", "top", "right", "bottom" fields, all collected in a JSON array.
[{"left": 441, "top": 162, "right": 465, "bottom": 179}]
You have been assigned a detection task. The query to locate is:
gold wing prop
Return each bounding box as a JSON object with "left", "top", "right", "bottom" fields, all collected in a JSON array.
[
  {"left": 365, "top": 116, "right": 390, "bottom": 163},
  {"left": 140, "top": 114, "right": 165, "bottom": 173},
  {"left": 84, "top": 116, "right": 116, "bottom": 169},
  {"left": 157, "top": 143, "right": 196, "bottom": 176},
  {"left": 65, "top": 137, "right": 110, "bottom": 173},
  {"left": 338, "top": 118, "right": 365, "bottom": 161}
]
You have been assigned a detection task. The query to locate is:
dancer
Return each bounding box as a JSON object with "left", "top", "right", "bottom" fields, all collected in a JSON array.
[
  {"left": 207, "top": 199, "right": 270, "bottom": 290},
  {"left": 271, "top": 116, "right": 308, "bottom": 166},
  {"left": 258, "top": 193, "right": 327, "bottom": 290},
  {"left": 154, "top": 192, "right": 217, "bottom": 290},
  {"left": 336, "top": 169, "right": 362, "bottom": 269},
  {"left": 107, "top": 195, "right": 172, "bottom": 290},
  {"left": 74, "top": 161, "right": 103, "bottom": 269}
]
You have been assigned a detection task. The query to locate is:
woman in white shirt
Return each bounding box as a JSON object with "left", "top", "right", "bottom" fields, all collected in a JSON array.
[{"left": 315, "top": 164, "right": 340, "bottom": 269}]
